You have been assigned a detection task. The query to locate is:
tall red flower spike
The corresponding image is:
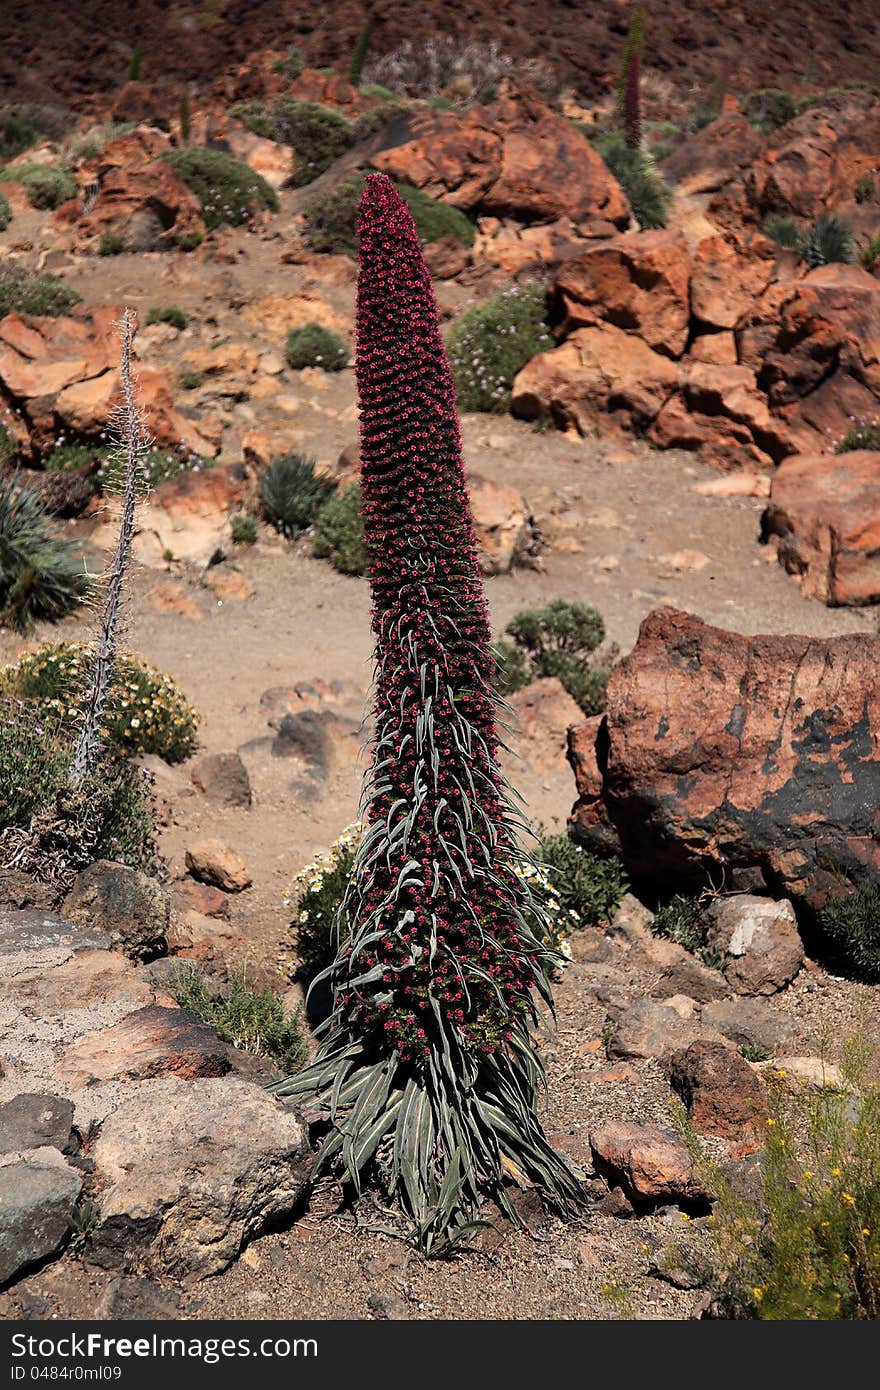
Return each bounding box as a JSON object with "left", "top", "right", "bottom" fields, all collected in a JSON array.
[
  {"left": 623, "top": 47, "right": 642, "bottom": 149},
  {"left": 272, "top": 175, "right": 584, "bottom": 1248}
]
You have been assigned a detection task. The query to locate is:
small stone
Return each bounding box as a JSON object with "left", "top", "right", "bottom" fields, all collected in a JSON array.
[
  {"left": 55, "top": 1005, "right": 235, "bottom": 1089},
  {"left": 98, "top": 1275, "right": 181, "bottom": 1321},
  {"left": 590, "top": 1122, "right": 713, "bottom": 1210},
  {"left": 62, "top": 862, "right": 170, "bottom": 963},
  {"left": 185, "top": 840, "right": 252, "bottom": 893},
  {"left": 367, "top": 1290, "right": 410, "bottom": 1320},
  {"left": 700, "top": 997, "right": 799, "bottom": 1053},
  {"left": 669, "top": 1040, "right": 768, "bottom": 1139},
  {"left": 189, "top": 752, "right": 252, "bottom": 808},
  {"left": 705, "top": 896, "right": 804, "bottom": 995},
  {"left": 0, "top": 1095, "right": 75, "bottom": 1156}
]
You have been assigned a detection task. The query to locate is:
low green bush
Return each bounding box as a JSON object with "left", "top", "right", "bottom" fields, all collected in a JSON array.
[
  {"left": 761, "top": 213, "right": 801, "bottom": 250},
  {"left": 593, "top": 130, "right": 672, "bottom": 230},
  {"left": 0, "top": 191, "right": 11, "bottom": 231},
  {"left": 535, "top": 834, "right": 628, "bottom": 926},
  {"left": 860, "top": 235, "right": 880, "bottom": 271},
  {"left": 0, "top": 103, "right": 72, "bottom": 162},
  {"left": 260, "top": 453, "right": 336, "bottom": 539},
  {"left": 98, "top": 231, "right": 124, "bottom": 256},
  {"left": 504, "top": 598, "right": 616, "bottom": 715},
  {"left": 43, "top": 442, "right": 110, "bottom": 473},
  {"left": 0, "top": 480, "right": 92, "bottom": 632},
  {"left": 303, "top": 172, "right": 474, "bottom": 255},
  {"left": 234, "top": 98, "right": 353, "bottom": 187},
  {"left": 834, "top": 420, "right": 880, "bottom": 454},
  {"left": 312, "top": 483, "right": 366, "bottom": 575},
  {"left": 0, "top": 163, "right": 76, "bottom": 209},
  {"left": 288, "top": 822, "right": 362, "bottom": 979},
  {"left": 818, "top": 885, "right": 880, "bottom": 981},
  {"left": 491, "top": 638, "right": 531, "bottom": 697},
  {"left": 272, "top": 45, "right": 305, "bottom": 80},
  {"left": 285, "top": 322, "right": 349, "bottom": 371},
  {"left": 146, "top": 304, "right": 187, "bottom": 330},
  {"left": 446, "top": 283, "right": 552, "bottom": 413},
  {"left": 170, "top": 964, "right": 308, "bottom": 1074},
  {"left": 855, "top": 175, "right": 876, "bottom": 205},
  {"left": 742, "top": 87, "right": 798, "bottom": 132},
  {"left": 1, "top": 641, "right": 201, "bottom": 763},
  {"left": 162, "top": 147, "right": 279, "bottom": 228},
  {"left": 0, "top": 699, "right": 158, "bottom": 873},
  {"left": 0, "top": 266, "right": 82, "bottom": 319}
]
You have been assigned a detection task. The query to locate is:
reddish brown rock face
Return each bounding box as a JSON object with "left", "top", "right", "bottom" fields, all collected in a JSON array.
[
  {"left": 554, "top": 230, "right": 692, "bottom": 359},
  {"left": 745, "top": 94, "right": 880, "bottom": 222},
  {"left": 371, "top": 95, "right": 629, "bottom": 228},
  {"left": 568, "top": 607, "right": 880, "bottom": 910},
  {"left": 763, "top": 451, "right": 880, "bottom": 607}
]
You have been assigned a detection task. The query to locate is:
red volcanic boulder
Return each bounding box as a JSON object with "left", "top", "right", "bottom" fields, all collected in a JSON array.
[
  {"left": 763, "top": 451, "right": 880, "bottom": 606},
  {"left": 745, "top": 93, "right": 880, "bottom": 221},
  {"left": 55, "top": 159, "right": 205, "bottom": 253},
  {"left": 736, "top": 264, "right": 880, "bottom": 443},
  {"left": 568, "top": 607, "right": 880, "bottom": 911},
  {"left": 690, "top": 235, "right": 776, "bottom": 333},
  {"left": 554, "top": 229, "right": 692, "bottom": 358},
  {"left": 661, "top": 113, "right": 763, "bottom": 198},
  {"left": 647, "top": 361, "right": 801, "bottom": 468},
  {"left": 371, "top": 93, "right": 629, "bottom": 228}
]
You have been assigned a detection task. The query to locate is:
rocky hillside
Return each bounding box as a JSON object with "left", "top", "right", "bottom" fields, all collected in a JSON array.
[{"left": 3, "top": 0, "right": 880, "bottom": 106}]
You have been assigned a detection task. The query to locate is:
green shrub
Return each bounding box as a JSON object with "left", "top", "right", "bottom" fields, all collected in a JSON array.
[
  {"left": 834, "top": 420, "right": 880, "bottom": 454},
  {"left": 43, "top": 442, "right": 109, "bottom": 473},
  {"left": 535, "top": 834, "right": 628, "bottom": 926},
  {"left": 285, "top": 322, "right": 349, "bottom": 371},
  {"left": 138, "top": 446, "right": 208, "bottom": 490},
  {"left": 855, "top": 175, "right": 876, "bottom": 204},
  {"left": 312, "top": 483, "right": 366, "bottom": 575},
  {"left": 740, "top": 1041, "right": 772, "bottom": 1063},
  {"left": 446, "top": 283, "right": 552, "bottom": 413},
  {"left": 860, "top": 235, "right": 880, "bottom": 271},
  {"left": 0, "top": 191, "right": 11, "bottom": 231},
  {"left": 260, "top": 453, "right": 336, "bottom": 539},
  {"left": 303, "top": 172, "right": 474, "bottom": 255},
  {"left": 98, "top": 231, "right": 124, "bottom": 256},
  {"left": 0, "top": 480, "right": 92, "bottom": 632},
  {"left": 234, "top": 98, "right": 353, "bottom": 186},
  {"left": 288, "top": 822, "right": 362, "bottom": 979},
  {"left": 162, "top": 147, "right": 279, "bottom": 228},
  {"left": 802, "top": 214, "right": 854, "bottom": 268},
  {"left": 230, "top": 512, "right": 257, "bottom": 545},
  {"left": 179, "top": 368, "right": 204, "bottom": 390},
  {"left": 593, "top": 130, "right": 672, "bottom": 229},
  {"left": 819, "top": 885, "right": 880, "bottom": 981},
  {"left": 0, "top": 266, "right": 82, "bottom": 319},
  {"left": 0, "top": 700, "right": 158, "bottom": 871},
  {"left": 1, "top": 641, "right": 201, "bottom": 763},
  {"left": 742, "top": 88, "right": 797, "bottom": 132},
  {"left": 504, "top": 598, "right": 616, "bottom": 715},
  {"left": 704, "top": 1028, "right": 880, "bottom": 1319},
  {"left": 0, "top": 163, "right": 76, "bottom": 210},
  {"left": 169, "top": 964, "right": 308, "bottom": 1074},
  {"left": 0, "top": 103, "right": 71, "bottom": 163},
  {"left": 272, "top": 45, "right": 305, "bottom": 80},
  {"left": 761, "top": 213, "right": 801, "bottom": 250},
  {"left": 146, "top": 304, "right": 187, "bottom": 330},
  {"left": 395, "top": 182, "right": 475, "bottom": 247},
  {"left": 491, "top": 638, "right": 531, "bottom": 697}
]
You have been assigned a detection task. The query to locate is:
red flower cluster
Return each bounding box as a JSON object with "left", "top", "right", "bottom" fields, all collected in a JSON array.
[{"left": 338, "top": 175, "right": 545, "bottom": 1062}]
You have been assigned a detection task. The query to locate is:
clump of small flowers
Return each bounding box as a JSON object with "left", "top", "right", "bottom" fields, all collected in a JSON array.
[
  {"left": 828, "top": 416, "right": 880, "bottom": 454},
  {"left": 446, "top": 283, "right": 552, "bottom": 413},
  {"left": 1, "top": 642, "right": 200, "bottom": 764}
]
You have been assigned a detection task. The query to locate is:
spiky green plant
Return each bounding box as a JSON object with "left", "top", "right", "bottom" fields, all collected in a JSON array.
[
  {"left": 350, "top": 15, "right": 375, "bottom": 87},
  {"left": 761, "top": 213, "right": 801, "bottom": 250},
  {"left": 802, "top": 215, "right": 854, "bottom": 269},
  {"left": 270, "top": 175, "right": 585, "bottom": 1249},
  {"left": 260, "top": 454, "right": 336, "bottom": 539},
  {"left": 593, "top": 130, "right": 672, "bottom": 230},
  {"left": 0, "top": 479, "right": 91, "bottom": 631}
]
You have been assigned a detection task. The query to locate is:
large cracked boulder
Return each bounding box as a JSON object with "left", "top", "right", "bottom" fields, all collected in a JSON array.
[
  {"left": 89, "top": 1077, "right": 310, "bottom": 1279},
  {"left": 554, "top": 230, "right": 692, "bottom": 358},
  {"left": 371, "top": 93, "right": 629, "bottom": 228},
  {"left": 763, "top": 450, "right": 880, "bottom": 606},
  {"left": 568, "top": 607, "right": 880, "bottom": 910}
]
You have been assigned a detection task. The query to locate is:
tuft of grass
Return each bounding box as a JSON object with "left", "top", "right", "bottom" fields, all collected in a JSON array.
[
  {"left": 742, "top": 87, "right": 797, "bottom": 132},
  {"left": 855, "top": 175, "right": 876, "bottom": 205},
  {"left": 819, "top": 885, "right": 880, "bottom": 981},
  {"left": 0, "top": 266, "right": 81, "bottom": 319},
  {"left": 285, "top": 322, "right": 349, "bottom": 371},
  {"left": 446, "top": 283, "right": 552, "bottom": 414},
  {"left": 761, "top": 213, "right": 801, "bottom": 250},
  {"left": 170, "top": 964, "right": 309, "bottom": 1074},
  {"left": 162, "top": 147, "right": 279, "bottom": 229},
  {"left": 504, "top": 598, "right": 616, "bottom": 715},
  {"left": 593, "top": 130, "right": 672, "bottom": 230},
  {"left": 312, "top": 483, "right": 366, "bottom": 575},
  {"left": 860, "top": 235, "right": 880, "bottom": 271},
  {"left": 98, "top": 231, "right": 124, "bottom": 256},
  {"left": 0, "top": 480, "right": 92, "bottom": 632},
  {"left": 741, "top": 1041, "right": 772, "bottom": 1063},
  {"left": 179, "top": 368, "right": 204, "bottom": 390},
  {"left": 146, "top": 304, "right": 187, "bottom": 330},
  {"left": 652, "top": 893, "right": 706, "bottom": 954},
  {"left": 802, "top": 214, "right": 854, "bottom": 269},
  {"left": 260, "top": 453, "right": 336, "bottom": 540},
  {"left": 230, "top": 512, "right": 258, "bottom": 546}
]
